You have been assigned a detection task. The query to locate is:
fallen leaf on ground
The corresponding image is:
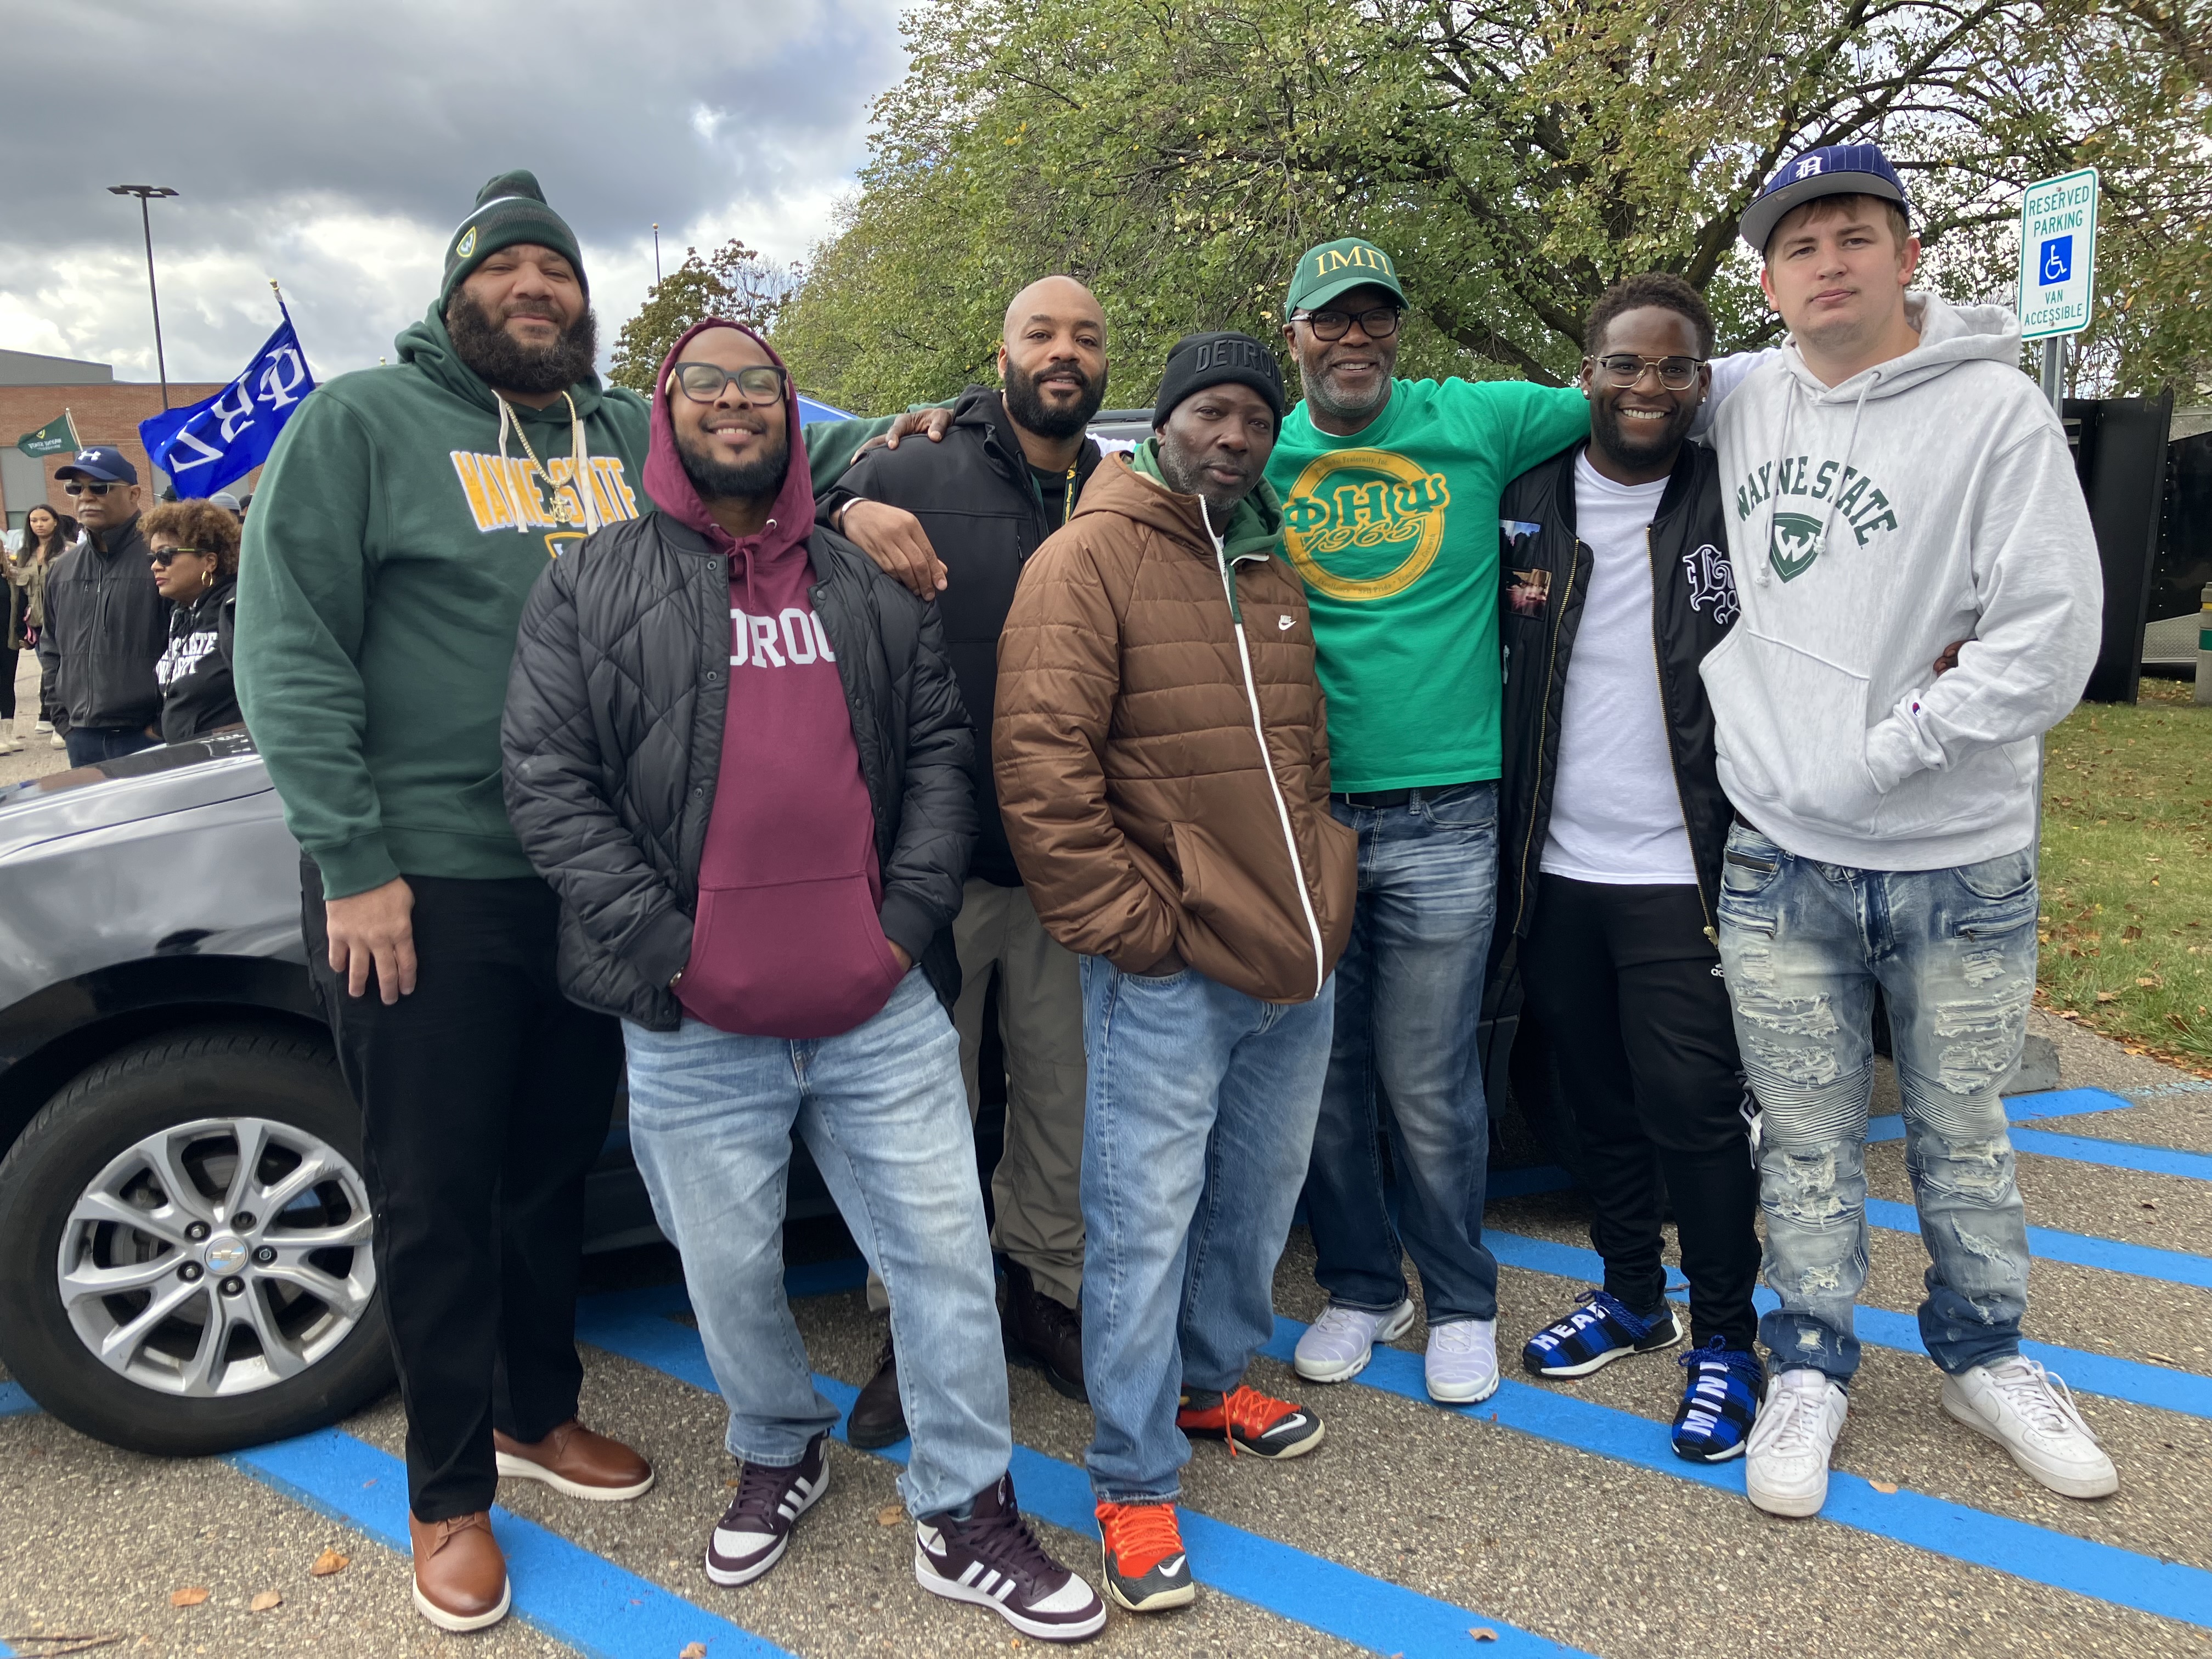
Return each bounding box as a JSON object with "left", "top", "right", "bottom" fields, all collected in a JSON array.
[
  {"left": 876, "top": 1504, "right": 904, "bottom": 1526},
  {"left": 2096, "top": 991, "right": 2120, "bottom": 1003},
  {"left": 1470, "top": 1629, "right": 1499, "bottom": 1643},
  {"left": 1869, "top": 1480, "right": 1899, "bottom": 1494},
  {"left": 170, "top": 1587, "right": 210, "bottom": 1607},
  {"left": 250, "top": 1590, "right": 282, "bottom": 1613},
  {"left": 681, "top": 1644, "right": 708, "bottom": 1658},
  {"left": 2148, "top": 1352, "right": 2180, "bottom": 1365},
  {"left": 309, "top": 1548, "right": 349, "bottom": 1577}
]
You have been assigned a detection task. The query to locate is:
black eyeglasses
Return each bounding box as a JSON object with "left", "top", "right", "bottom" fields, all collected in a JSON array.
[
  {"left": 1592, "top": 354, "right": 1707, "bottom": 390},
  {"left": 63, "top": 481, "right": 121, "bottom": 496},
  {"left": 1293, "top": 306, "right": 1403, "bottom": 342},
  {"left": 669, "top": 363, "right": 787, "bottom": 406}
]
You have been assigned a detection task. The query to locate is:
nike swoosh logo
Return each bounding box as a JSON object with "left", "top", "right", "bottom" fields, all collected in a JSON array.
[
  {"left": 1160, "top": 1555, "right": 1187, "bottom": 1578},
  {"left": 1267, "top": 1415, "right": 1307, "bottom": 1434}
]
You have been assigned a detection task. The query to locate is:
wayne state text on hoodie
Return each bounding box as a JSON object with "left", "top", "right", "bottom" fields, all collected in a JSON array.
[
  {"left": 1699, "top": 292, "right": 2102, "bottom": 871},
  {"left": 645, "top": 320, "right": 904, "bottom": 1040}
]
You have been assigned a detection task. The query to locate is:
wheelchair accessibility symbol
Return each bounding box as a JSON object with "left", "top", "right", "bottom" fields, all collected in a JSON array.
[{"left": 2039, "top": 235, "right": 2073, "bottom": 287}]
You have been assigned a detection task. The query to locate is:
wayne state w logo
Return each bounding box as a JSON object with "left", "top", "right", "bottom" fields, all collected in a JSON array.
[
  {"left": 1769, "top": 512, "right": 1826, "bottom": 582},
  {"left": 1280, "top": 448, "right": 1452, "bottom": 602}
]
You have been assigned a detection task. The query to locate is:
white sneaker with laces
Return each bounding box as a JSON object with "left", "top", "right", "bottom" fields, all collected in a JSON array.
[
  {"left": 1294, "top": 1299, "right": 1416, "bottom": 1383},
  {"left": 1745, "top": 1368, "right": 1848, "bottom": 1517},
  {"left": 1942, "top": 1356, "right": 2118, "bottom": 1499},
  {"left": 1425, "top": 1318, "right": 1500, "bottom": 1404}
]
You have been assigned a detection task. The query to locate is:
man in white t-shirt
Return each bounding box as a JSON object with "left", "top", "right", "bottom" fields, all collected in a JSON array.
[{"left": 1494, "top": 274, "right": 1766, "bottom": 1462}]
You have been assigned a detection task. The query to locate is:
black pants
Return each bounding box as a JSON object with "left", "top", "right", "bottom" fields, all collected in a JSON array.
[
  {"left": 303, "top": 865, "right": 623, "bottom": 1521},
  {"left": 0, "top": 646, "right": 16, "bottom": 720},
  {"left": 1517, "top": 876, "right": 1760, "bottom": 1351}
]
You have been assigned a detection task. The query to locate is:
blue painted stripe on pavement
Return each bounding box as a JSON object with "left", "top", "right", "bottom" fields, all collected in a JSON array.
[
  {"left": 229, "top": 1426, "right": 797, "bottom": 1659},
  {"left": 0, "top": 1380, "right": 35, "bottom": 1417},
  {"left": 1864, "top": 1114, "right": 2212, "bottom": 1182},
  {"left": 578, "top": 1284, "right": 1588, "bottom": 1659},
  {"left": 1255, "top": 1316, "right": 2212, "bottom": 1632},
  {"left": 1999, "top": 1087, "right": 2141, "bottom": 1122},
  {"left": 1860, "top": 1197, "right": 2212, "bottom": 1290},
  {"left": 1485, "top": 1228, "right": 2212, "bottom": 1421}
]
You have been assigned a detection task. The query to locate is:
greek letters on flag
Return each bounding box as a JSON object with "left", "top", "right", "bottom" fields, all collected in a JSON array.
[{"left": 138, "top": 308, "right": 317, "bottom": 496}]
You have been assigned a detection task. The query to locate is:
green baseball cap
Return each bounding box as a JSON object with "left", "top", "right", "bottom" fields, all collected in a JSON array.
[{"left": 1285, "top": 237, "right": 1407, "bottom": 318}]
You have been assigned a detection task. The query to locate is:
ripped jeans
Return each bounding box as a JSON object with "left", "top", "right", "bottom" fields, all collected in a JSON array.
[{"left": 1716, "top": 825, "right": 2035, "bottom": 1384}]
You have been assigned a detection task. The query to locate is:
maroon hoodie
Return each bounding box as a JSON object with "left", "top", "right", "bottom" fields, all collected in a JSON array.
[{"left": 647, "top": 321, "right": 904, "bottom": 1039}]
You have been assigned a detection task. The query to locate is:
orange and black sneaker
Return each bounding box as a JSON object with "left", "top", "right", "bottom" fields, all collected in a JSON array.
[
  {"left": 1094, "top": 1499, "right": 1194, "bottom": 1613},
  {"left": 1176, "top": 1384, "right": 1325, "bottom": 1459}
]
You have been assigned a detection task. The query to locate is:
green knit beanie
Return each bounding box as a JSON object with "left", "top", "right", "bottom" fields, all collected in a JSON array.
[{"left": 439, "top": 170, "right": 588, "bottom": 309}]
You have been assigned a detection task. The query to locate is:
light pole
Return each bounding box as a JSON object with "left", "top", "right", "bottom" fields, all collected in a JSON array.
[
  {"left": 652, "top": 223, "right": 662, "bottom": 287},
  {"left": 109, "top": 184, "right": 178, "bottom": 409}
]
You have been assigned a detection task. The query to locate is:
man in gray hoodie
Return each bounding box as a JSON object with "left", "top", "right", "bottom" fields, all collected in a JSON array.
[{"left": 1703, "top": 143, "right": 2114, "bottom": 1520}]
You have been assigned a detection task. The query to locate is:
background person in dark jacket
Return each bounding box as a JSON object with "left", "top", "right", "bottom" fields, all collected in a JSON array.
[
  {"left": 810, "top": 275, "right": 1109, "bottom": 1436},
  {"left": 15, "top": 504, "right": 76, "bottom": 746},
  {"left": 503, "top": 319, "right": 1104, "bottom": 1645},
  {"left": 1493, "top": 274, "right": 1764, "bottom": 1462},
  {"left": 40, "top": 448, "right": 165, "bottom": 766},
  {"left": 142, "top": 499, "right": 243, "bottom": 742}
]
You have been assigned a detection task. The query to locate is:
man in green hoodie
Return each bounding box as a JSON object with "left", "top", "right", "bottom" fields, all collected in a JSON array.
[{"left": 235, "top": 170, "right": 654, "bottom": 1635}]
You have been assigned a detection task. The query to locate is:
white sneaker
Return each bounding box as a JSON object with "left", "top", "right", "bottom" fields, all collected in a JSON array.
[
  {"left": 32, "top": 720, "right": 51, "bottom": 734},
  {"left": 1425, "top": 1318, "right": 1500, "bottom": 1404},
  {"left": 49, "top": 733, "right": 65, "bottom": 750},
  {"left": 1942, "top": 1356, "right": 2118, "bottom": 1499},
  {"left": 1745, "top": 1369, "right": 1848, "bottom": 1517},
  {"left": 1294, "top": 1299, "right": 1416, "bottom": 1383},
  {"left": 0, "top": 735, "right": 18, "bottom": 755}
]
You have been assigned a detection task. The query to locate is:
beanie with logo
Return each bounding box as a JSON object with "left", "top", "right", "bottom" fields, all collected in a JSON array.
[
  {"left": 1152, "top": 331, "right": 1286, "bottom": 430},
  {"left": 440, "top": 170, "right": 588, "bottom": 310}
]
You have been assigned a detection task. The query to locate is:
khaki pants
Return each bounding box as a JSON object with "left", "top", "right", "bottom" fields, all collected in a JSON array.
[{"left": 867, "top": 878, "right": 1087, "bottom": 1313}]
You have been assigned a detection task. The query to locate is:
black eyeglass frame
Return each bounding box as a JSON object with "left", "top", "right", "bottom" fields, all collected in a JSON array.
[
  {"left": 1589, "top": 353, "right": 1709, "bottom": 391},
  {"left": 669, "top": 362, "right": 789, "bottom": 406},
  {"left": 1291, "top": 306, "right": 1405, "bottom": 342}
]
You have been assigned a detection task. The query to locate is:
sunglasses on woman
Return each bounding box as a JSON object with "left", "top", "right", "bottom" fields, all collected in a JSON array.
[{"left": 148, "top": 548, "right": 206, "bottom": 567}]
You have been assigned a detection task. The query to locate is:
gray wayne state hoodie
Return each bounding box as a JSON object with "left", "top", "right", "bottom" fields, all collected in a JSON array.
[{"left": 1699, "top": 291, "right": 2102, "bottom": 871}]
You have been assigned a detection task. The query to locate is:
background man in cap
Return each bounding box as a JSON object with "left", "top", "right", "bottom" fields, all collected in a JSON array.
[
  {"left": 1708, "top": 143, "right": 2113, "bottom": 1521},
  {"left": 996, "top": 332, "right": 1355, "bottom": 1616},
  {"left": 40, "top": 446, "right": 165, "bottom": 767},
  {"left": 236, "top": 168, "right": 654, "bottom": 1633}
]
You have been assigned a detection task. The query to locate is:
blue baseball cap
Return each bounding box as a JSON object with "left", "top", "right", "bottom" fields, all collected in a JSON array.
[
  {"left": 1740, "top": 143, "right": 1909, "bottom": 256},
  {"left": 54, "top": 445, "right": 139, "bottom": 485}
]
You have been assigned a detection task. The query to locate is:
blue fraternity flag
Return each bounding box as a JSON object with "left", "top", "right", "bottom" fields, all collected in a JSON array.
[{"left": 138, "top": 307, "right": 316, "bottom": 496}]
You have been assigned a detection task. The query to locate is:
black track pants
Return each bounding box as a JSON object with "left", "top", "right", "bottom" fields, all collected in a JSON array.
[
  {"left": 303, "top": 865, "right": 623, "bottom": 1521},
  {"left": 1517, "top": 876, "right": 1759, "bottom": 1351}
]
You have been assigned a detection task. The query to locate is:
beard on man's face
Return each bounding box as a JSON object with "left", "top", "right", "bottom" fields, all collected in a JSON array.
[
  {"left": 446, "top": 290, "right": 599, "bottom": 396},
  {"left": 1002, "top": 356, "right": 1104, "bottom": 440},
  {"left": 678, "top": 420, "right": 790, "bottom": 504}
]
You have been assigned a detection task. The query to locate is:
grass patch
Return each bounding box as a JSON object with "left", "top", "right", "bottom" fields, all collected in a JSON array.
[{"left": 2037, "top": 675, "right": 2212, "bottom": 1075}]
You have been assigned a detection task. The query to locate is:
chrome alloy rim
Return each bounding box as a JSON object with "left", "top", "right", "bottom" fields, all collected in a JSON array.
[{"left": 57, "top": 1116, "right": 375, "bottom": 1396}]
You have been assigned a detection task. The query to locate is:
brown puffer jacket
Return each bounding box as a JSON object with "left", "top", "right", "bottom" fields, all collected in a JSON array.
[{"left": 995, "top": 454, "right": 1355, "bottom": 1003}]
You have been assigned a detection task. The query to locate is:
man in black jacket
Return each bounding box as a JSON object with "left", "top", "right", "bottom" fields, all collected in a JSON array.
[
  {"left": 502, "top": 320, "right": 1104, "bottom": 1644},
  {"left": 1494, "top": 274, "right": 1765, "bottom": 1463},
  {"left": 811, "top": 276, "right": 1109, "bottom": 1432},
  {"left": 40, "top": 447, "right": 165, "bottom": 766}
]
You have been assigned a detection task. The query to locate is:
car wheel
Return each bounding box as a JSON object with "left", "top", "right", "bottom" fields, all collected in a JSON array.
[{"left": 0, "top": 1025, "right": 393, "bottom": 1455}]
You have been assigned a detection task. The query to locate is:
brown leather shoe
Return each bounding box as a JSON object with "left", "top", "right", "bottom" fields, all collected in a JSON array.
[
  {"left": 1002, "top": 1261, "right": 1087, "bottom": 1402},
  {"left": 408, "top": 1510, "right": 510, "bottom": 1632},
  {"left": 493, "top": 1419, "right": 654, "bottom": 1502}
]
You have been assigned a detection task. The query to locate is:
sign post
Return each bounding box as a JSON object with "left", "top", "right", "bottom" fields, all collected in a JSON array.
[{"left": 2017, "top": 167, "right": 2099, "bottom": 412}]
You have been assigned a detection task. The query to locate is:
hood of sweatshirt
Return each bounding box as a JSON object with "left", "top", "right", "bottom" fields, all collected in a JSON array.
[
  {"left": 1777, "top": 291, "right": 2021, "bottom": 405},
  {"left": 1109, "top": 438, "right": 1284, "bottom": 566}
]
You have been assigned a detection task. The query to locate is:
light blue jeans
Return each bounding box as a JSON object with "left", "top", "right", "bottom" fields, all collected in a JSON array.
[
  {"left": 1716, "top": 825, "right": 2037, "bottom": 1385},
  {"left": 1079, "top": 958, "right": 1334, "bottom": 1503},
  {"left": 623, "top": 969, "right": 1010, "bottom": 1516}
]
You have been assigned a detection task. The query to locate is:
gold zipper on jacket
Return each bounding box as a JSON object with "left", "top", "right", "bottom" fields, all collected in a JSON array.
[{"left": 1643, "top": 526, "right": 1717, "bottom": 945}]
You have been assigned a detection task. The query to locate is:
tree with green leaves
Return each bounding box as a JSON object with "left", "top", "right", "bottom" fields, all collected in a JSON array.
[{"left": 608, "top": 240, "right": 800, "bottom": 394}]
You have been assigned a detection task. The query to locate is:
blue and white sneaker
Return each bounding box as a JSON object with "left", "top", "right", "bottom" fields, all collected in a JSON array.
[
  {"left": 1672, "top": 1338, "right": 1766, "bottom": 1462},
  {"left": 1521, "top": 1289, "right": 1681, "bottom": 1378}
]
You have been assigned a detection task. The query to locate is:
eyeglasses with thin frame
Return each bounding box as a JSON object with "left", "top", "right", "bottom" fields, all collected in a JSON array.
[
  {"left": 63, "top": 481, "right": 122, "bottom": 496},
  {"left": 149, "top": 547, "right": 207, "bottom": 567},
  {"left": 1293, "top": 306, "right": 1403, "bottom": 342},
  {"left": 1591, "top": 354, "right": 1707, "bottom": 391},
  {"left": 669, "top": 362, "right": 788, "bottom": 406}
]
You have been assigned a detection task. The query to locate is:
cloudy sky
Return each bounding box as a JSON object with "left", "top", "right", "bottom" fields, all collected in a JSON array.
[{"left": 1, "top": 0, "right": 908, "bottom": 386}]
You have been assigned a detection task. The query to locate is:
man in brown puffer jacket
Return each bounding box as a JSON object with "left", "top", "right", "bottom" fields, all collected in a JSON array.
[{"left": 995, "top": 332, "right": 1355, "bottom": 1617}]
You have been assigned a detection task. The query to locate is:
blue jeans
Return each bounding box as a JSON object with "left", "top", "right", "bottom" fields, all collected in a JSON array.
[
  {"left": 65, "top": 725, "right": 158, "bottom": 768},
  {"left": 623, "top": 969, "right": 1010, "bottom": 1516},
  {"left": 1716, "top": 824, "right": 2037, "bottom": 1385},
  {"left": 1302, "top": 782, "right": 1500, "bottom": 1324},
  {"left": 1079, "top": 958, "right": 1334, "bottom": 1503}
]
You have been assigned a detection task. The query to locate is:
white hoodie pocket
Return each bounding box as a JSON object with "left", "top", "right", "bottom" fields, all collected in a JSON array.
[{"left": 1703, "top": 630, "right": 1884, "bottom": 834}]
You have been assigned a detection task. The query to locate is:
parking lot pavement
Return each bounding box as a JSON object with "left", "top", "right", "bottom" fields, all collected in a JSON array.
[{"left": 4, "top": 1019, "right": 2210, "bottom": 1657}]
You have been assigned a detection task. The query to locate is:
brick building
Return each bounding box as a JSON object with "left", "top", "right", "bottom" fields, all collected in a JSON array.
[{"left": 2, "top": 347, "right": 239, "bottom": 531}]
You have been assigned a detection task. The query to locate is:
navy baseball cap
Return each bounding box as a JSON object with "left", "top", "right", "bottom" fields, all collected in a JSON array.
[
  {"left": 1740, "top": 143, "right": 1909, "bottom": 256},
  {"left": 54, "top": 445, "right": 139, "bottom": 485}
]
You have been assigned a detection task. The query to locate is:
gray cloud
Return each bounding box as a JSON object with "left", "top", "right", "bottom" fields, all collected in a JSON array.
[{"left": 0, "top": 0, "right": 905, "bottom": 383}]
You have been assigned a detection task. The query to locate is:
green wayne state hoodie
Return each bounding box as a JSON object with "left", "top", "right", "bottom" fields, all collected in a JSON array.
[{"left": 234, "top": 305, "right": 651, "bottom": 899}]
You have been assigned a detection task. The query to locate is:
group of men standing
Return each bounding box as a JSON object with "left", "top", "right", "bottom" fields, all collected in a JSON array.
[{"left": 229, "top": 142, "right": 2115, "bottom": 1641}]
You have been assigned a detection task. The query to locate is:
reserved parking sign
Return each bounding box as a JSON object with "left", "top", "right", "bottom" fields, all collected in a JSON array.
[{"left": 2018, "top": 168, "right": 2098, "bottom": 341}]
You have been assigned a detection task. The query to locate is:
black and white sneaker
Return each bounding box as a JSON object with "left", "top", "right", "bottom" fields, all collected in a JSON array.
[
  {"left": 915, "top": 1473, "right": 1107, "bottom": 1642},
  {"left": 704, "top": 1434, "right": 828, "bottom": 1587}
]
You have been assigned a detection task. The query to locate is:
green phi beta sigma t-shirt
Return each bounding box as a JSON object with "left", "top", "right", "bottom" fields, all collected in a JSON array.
[{"left": 1266, "top": 378, "right": 1589, "bottom": 792}]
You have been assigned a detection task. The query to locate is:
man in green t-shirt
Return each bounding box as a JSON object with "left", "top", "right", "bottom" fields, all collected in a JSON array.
[{"left": 1271, "top": 239, "right": 1589, "bottom": 1408}]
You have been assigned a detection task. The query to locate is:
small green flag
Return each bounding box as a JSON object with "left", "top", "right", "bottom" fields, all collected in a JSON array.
[{"left": 16, "top": 411, "right": 79, "bottom": 459}]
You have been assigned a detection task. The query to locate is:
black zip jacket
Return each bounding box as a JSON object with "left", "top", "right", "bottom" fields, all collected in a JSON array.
[
  {"left": 156, "top": 575, "right": 241, "bottom": 743},
  {"left": 1497, "top": 441, "right": 1740, "bottom": 942},
  {"left": 36, "top": 514, "right": 167, "bottom": 731},
  {"left": 501, "top": 510, "right": 977, "bottom": 1031},
  {"left": 818, "top": 386, "right": 1102, "bottom": 886}
]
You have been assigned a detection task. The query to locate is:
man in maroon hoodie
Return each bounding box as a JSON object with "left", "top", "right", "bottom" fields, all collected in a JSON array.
[{"left": 502, "top": 321, "right": 1104, "bottom": 1643}]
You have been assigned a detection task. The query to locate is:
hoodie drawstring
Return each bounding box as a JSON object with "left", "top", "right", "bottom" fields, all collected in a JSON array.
[
  {"left": 1760, "top": 370, "right": 1876, "bottom": 583},
  {"left": 493, "top": 391, "right": 602, "bottom": 535}
]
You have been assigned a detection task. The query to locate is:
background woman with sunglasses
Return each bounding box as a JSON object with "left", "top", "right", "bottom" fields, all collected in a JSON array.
[{"left": 141, "top": 499, "right": 245, "bottom": 743}]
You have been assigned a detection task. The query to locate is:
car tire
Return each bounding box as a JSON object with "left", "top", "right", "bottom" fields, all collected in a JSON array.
[{"left": 0, "top": 1025, "right": 393, "bottom": 1455}]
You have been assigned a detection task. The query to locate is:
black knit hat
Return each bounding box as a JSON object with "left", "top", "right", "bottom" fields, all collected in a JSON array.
[
  {"left": 1152, "top": 331, "right": 1285, "bottom": 430},
  {"left": 440, "top": 170, "right": 587, "bottom": 309}
]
